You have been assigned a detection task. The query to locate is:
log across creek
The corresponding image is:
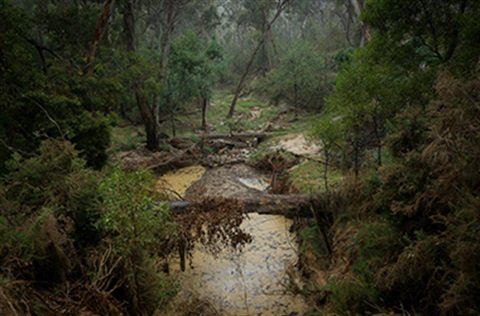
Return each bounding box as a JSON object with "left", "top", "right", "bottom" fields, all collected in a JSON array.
[{"left": 169, "top": 194, "right": 325, "bottom": 218}]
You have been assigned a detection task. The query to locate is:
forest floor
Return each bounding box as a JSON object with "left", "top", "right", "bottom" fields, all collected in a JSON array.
[{"left": 110, "top": 89, "right": 343, "bottom": 194}]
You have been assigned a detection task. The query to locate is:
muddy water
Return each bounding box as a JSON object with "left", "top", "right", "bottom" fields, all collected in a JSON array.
[
  {"left": 159, "top": 166, "right": 309, "bottom": 315},
  {"left": 172, "top": 213, "right": 308, "bottom": 315},
  {"left": 156, "top": 165, "right": 206, "bottom": 198}
]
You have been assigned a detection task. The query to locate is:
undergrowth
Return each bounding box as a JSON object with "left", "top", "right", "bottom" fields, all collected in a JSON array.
[
  {"left": 0, "top": 140, "right": 178, "bottom": 315},
  {"left": 321, "top": 70, "right": 480, "bottom": 315}
]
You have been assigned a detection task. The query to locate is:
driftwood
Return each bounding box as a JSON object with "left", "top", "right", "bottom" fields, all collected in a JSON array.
[
  {"left": 146, "top": 144, "right": 200, "bottom": 171},
  {"left": 288, "top": 151, "right": 335, "bottom": 167},
  {"left": 205, "top": 132, "right": 275, "bottom": 140},
  {"left": 169, "top": 194, "right": 321, "bottom": 218}
]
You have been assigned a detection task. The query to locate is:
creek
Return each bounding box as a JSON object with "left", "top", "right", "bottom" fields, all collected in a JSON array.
[{"left": 157, "top": 164, "right": 310, "bottom": 315}]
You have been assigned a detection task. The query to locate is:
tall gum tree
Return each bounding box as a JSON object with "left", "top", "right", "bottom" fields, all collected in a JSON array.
[
  {"left": 227, "top": 0, "right": 292, "bottom": 118},
  {"left": 122, "top": 0, "right": 158, "bottom": 150}
]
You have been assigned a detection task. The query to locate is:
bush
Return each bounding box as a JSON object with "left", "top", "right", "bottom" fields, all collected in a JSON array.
[
  {"left": 0, "top": 140, "right": 103, "bottom": 282},
  {"left": 98, "top": 167, "right": 178, "bottom": 314},
  {"left": 258, "top": 40, "right": 332, "bottom": 111},
  {"left": 326, "top": 70, "right": 480, "bottom": 315}
]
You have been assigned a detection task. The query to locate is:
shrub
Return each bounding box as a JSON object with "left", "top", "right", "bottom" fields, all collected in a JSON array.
[
  {"left": 327, "top": 70, "right": 480, "bottom": 315},
  {"left": 98, "top": 167, "right": 178, "bottom": 314},
  {"left": 0, "top": 140, "right": 103, "bottom": 282}
]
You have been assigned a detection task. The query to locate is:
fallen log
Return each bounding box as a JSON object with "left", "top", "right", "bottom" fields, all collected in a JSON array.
[
  {"left": 146, "top": 144, "right": 200, "bottom": 171},
  {"left": 205, "top": 132, "right": 275, "bottom": 140},
  {"left": 169, "top": 194, "right": 321, "bottom": 218}
]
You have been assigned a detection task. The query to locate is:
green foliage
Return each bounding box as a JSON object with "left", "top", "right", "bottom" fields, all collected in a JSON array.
[
  {"left": 298, "top": 226, "right": 322, "bottom": 254},
  {"left": 98, "top": 168, "right": 174, "bottom": 255},
  {"left": 326, "top": 45, "right": 430, "bottom": 164},
  {"left": 98, "top": 167, "right": 177, "bottom": 314},
  {"left": 363, "top": 0, "right": 480, "bottom": 73},
  {"left": 34, "top": 1, "right": 100, "bottom": 59},
  {"left": 5, "top": 81, "right": 113, "bottom": 170},
  {"left": 0, "top": 1, "right": 114, "bottom": 171},
  {"left": 322, "top": 0, "right": 480, "bottom": 173},
  {"left": 0, "top": 140, "right": 103, "bottom": 286},
  {"left": 329, "top": 269, "right": 381, "bottom": 314},
  {"left": 333, "top": 47, "right": 354, "bottom": 70},
  {"left": 3, "top": 140, "right": 103, "bottom": 246},
  {"left": 384, "top": 107, "right": 429, "bottom": 158},
  {"left": 259, "top": 40, "right": 332, "bottom": 110},
  {"left": 320, "top": 5, "right": 480, "bottom": 312},
  {"left": 108, "top": 125, "right": 145, "bottom": 153},
  {"left": 288, "top": 161, "right": 343, "bottom": 194},
  {"left": 164, "top": 31, "right": 223, "bottom": 104},
  {"left": 0, "top": 140, "right": 179, "bottom": 313},
  {"left": 351, "top": 218, "right": 404, "bottom": 267},
  {"left": 312, "top": 112, "right": 345, "bottom": 188},
  {"left": 328, "top": 71, "right": 480, "bottom": 314}
]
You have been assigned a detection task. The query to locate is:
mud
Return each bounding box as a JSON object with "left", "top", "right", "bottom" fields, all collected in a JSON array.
[
  {"left": 185, "top": 164, "right": 270, "bottom": 198},
  {"left": 156, "top": 165, "right": 206, "bottom": 199},
  {"left": 271, "top": 133, "right": 322, "bottom": 158}
]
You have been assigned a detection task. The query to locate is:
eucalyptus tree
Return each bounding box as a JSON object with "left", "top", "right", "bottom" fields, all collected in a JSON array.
[
  {"left": 259, "top": 40, "right": 331, "bottom": 114},
  {"left": 255, "top": 0, "right": 361, "bottom": 120},
  {"left": 0, "top": 0, "right": 116, "bottom": 170},
  {"left": 227, "top": 0, "right": 292, "bottom": 118},
  {"left": 117, "top": 0, "right": 221, "bottom": 149},
  {"left": 160, "top": 31, "right": 223, "bottom": 135},
  {"left": 326, "top": 0, "right": 480, "bottom": 171},
  {"left": 321, "top": 1, "right": 480, "bottom": 314}
]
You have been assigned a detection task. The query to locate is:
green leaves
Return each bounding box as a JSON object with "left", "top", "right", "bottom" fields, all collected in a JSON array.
[
  {"left": 259, "top": 40, "right": 331, "bottom": 110},
  {"left": 363, "top": 0, "right": 480, "bottom": 71},
  {"left": 98, "top": 168, "right": 174, "bottom": 255}
]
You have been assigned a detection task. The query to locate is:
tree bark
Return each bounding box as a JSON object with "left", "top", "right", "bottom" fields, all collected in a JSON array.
[
  {"left": 350, "top": 0, "right": 371, "bottom": 47},
  {"left": 160, "top": 0, "right": 177, "bottom": 80},
  {"left": 154, "top": 0, "right": 178, "bottom": 136},
  {"left": 86, "top": 0, "right": 115, "bottom": 74},
  {"left": 227, "top": 0, "right": 292, "bottom": 118},
  {"left": 123, "top": 0, "right": 158, "bottom": 150},
  {"left": 169, "top": 194, "right": 324, "bottom": 218},
  {"left": 201, "top": 97, "right": 209, "bottom": 131}
]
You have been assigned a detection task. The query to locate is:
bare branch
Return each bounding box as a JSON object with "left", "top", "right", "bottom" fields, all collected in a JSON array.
[
  {"left": 227, "top": 0, "right": 292, "bottom": 118},
  {"left": 27, "top": 97, "right": 66, "bottom": 140}
]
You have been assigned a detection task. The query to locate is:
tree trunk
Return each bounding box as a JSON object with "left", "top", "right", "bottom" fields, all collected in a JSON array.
[
  {"left": 269, "top": 28, "right": 280, "bottom": 67},
  {"left": 123, "top": 0, "right": 158, "bottom": 150},
  {"left": 169, "top": 194, "right": 325, "bottom": 218},
  {"left": 123, "top": 0, "right": 136, "bottom": 51},
  {"left": 205, "top": 131, "right": 274, "bottom": 140},
  {"left": 350, "top": 0, "right": 371, "bottom": 47},
  {"left": 136, "top": 92, "right": 158, "bottom": 150},
  {"left": 201, "top": 97, "right": 209, "bottom": 131},
  {"left": 154, "top": 0, "right": 177, "bottom": 135},
  {"left": 86, "top": 0, "right": 115, "bottom": 74},
  {"left": 227, "top": 0, "right": 292, "bottom": 118},
  {"left": 323, "top": 147, "right": 329, "bottom": 192},
  {"left": 160, "top": 0, "right": 177, "bottom": 80}
]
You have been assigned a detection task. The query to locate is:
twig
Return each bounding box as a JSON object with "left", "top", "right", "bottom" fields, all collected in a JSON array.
[
  {"left": 0, "top": 138, "right": 33, "bottom": 156},
  {"left": 155, "top": 185, "right": 185, "bottom": 200},
  {"left": 0, "top": 289, "right": 19, "bottom": 316},
  {"left": 146, "top": 143, "right": 198, "bottom": 170},
  {"left": 26, "top": 97, "right": 65, "bottom": 139}
]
